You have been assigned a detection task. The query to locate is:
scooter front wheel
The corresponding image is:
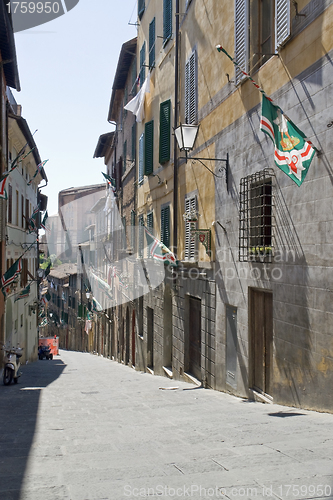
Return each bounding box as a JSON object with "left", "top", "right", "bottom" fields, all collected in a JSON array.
[{"left": 3, "top": 367, "right": 13, "bottom": 385}]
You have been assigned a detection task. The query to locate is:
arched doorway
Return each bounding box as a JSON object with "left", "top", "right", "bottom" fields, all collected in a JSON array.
[{"left": 131, "top": 310, "right": 136, "bottom": 367}]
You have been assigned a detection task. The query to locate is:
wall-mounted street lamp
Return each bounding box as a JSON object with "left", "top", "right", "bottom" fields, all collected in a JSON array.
[{"left": 174, "top": 123, "right": 229, "bottom": 186}]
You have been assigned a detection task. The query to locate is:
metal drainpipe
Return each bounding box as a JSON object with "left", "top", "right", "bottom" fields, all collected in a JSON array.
[{"left": 173, "top": 0, "right": 180, "bottom": 263}]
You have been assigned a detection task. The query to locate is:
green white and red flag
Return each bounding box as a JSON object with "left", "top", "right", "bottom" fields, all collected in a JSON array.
[
  {"left": 1, "top": 258, "right": 22, "bottom": 290},
  {"left": 144, "top": 226, "right": 177, "bottom": 266},
  {"left": 14, "top": 284, "right": 31, "bottom": 302},
  {"left": 27, "top": 159, "right": 48, "bottom": 186},
  {"left": 0, "top": 176, "right": 8, "bottom": 199},
  {"left": 260, "top": 95, "right": 316, "bottom": 186}
]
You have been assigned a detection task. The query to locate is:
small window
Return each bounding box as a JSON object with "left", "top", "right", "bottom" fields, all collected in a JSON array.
[{"left": 239, "top": 169, "right": 275, "bottom": 262}]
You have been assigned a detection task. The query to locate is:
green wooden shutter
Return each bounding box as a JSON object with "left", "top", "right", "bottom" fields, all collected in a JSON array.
[
  {"left": 140, "top": 42, "right": 146, "bottom": 88},
  {"left": 139, "top": 132, "right": 144, "bottom": 183},
  {"left": 131, "top": 210, "right": 136, "bottom": 250},
  {"left": 147, "top": 211, "right": 154, "bottom": 258},
  {"left": 159, "top": 100, "right": 171, "bottom": 164},
  {"left": 163, "top": 0, "right": 172, "bottom": 44},
  {"left": 185, "top": 49, "right": 197, "bottom": 124},
  {"left": 161, "top": 205, "right": 170, "bottom": 248},
  {"left": 138, "top": 0, "right": 145, "bottom": 20},
  {"left": 149, "top": 17, "right": 156, "bottom": 69},
  {"left": 139, "top": 214, "right": 144, "bottom": 257},
  {"left": 145, "top": 120, "right": 154, "bottom": 175}
]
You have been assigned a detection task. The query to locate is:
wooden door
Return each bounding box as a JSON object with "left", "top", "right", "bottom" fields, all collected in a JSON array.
[
  {"left": 189, "top": 297, "right": 201, "bottom": 380},
  {"left": 250, "top": 289, "right": 273, "bottom": 395}
]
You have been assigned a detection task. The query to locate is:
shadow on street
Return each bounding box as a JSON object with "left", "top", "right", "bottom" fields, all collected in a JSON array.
[{"left": 0, "top": 357, "right": 66, "bottom": 500}]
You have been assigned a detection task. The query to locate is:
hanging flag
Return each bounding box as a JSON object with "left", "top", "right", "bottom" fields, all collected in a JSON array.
[
  {"left": 14, "top": 284, "right": 31, "bottom": 302},
  {"left": 102, "top": 172, "right": 116, "bottom": 191},
  {"left": 0, "top": 176, "right": 8, "bottom": 199},
  {"left": 28, "top": 204, "right": 40, "bottom": 233},
  {"left": 0, "top": 146, "right": 36, "bottom": 182},
  {"left": 39, "top": 317, "right": 48, "bottom": 327},
  {"left": 27, "top": 160, "right": 48, "bottom": 186},
  {"left": 40, "top": 211, "right": 48, "bottom": 230},
  {"left": 260, "top": 95, "right": 316, "bottom": 186},
  {"left": 1, "top": 258, "right": 22, "bottom": 291},
  {"left": 44, "top": 262, "right": 51, "bottom": 278},
  {"left": 144, "top": 226, "right": 177, "bottom": 266},
  {"left": 41, "top": 291, "right": 51, "bottom": 305},
  {"left": 124, "top": 72, "right": 150, "bottom": 123}
]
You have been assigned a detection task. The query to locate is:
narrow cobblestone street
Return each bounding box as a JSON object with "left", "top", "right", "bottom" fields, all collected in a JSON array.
[{"left": 1, "top": 351, "right": 333, "bottom": 500}]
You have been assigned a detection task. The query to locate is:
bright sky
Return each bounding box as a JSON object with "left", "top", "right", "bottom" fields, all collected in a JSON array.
[{"left": 12, "top": 0, "right": 137, "bottom": 216}]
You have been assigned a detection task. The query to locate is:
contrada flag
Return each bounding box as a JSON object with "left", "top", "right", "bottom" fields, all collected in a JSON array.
[{"left": 260, "top": 95, "right": 315, "bottom": 186}]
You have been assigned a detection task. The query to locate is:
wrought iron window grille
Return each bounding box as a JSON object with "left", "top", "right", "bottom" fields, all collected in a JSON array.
[{"left": 239, "top": 168, "right": 275, "bottom": 263}]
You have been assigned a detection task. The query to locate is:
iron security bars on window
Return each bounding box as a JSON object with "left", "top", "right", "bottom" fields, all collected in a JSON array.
[{"left": 239, "top": 168, "right": 275, "bottom": 262}]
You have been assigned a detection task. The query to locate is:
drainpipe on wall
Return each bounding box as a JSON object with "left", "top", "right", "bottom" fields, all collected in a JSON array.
[{"left": 173, "top": 0, "right": 180, "bottom": 264}]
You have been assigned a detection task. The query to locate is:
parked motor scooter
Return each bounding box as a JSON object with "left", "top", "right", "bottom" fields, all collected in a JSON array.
[{"left": 1, "top": 344, "right": 23, "bottom": 385}]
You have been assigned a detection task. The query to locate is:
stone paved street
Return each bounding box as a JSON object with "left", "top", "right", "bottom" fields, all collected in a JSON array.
[{"left": 1, "top": 350, "right": 333, "bottom": 500}]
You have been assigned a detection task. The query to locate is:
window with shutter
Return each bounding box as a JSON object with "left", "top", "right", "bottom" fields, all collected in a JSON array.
[
  {"left": 138, "top": 0, "right": 145, "bottom": 20},
  {"left": 159, "top": 100, "right": 171, "bottom": 164},
  {"left": 235, "top": 0, "right": 248, "bottom": 84},
  {"left": 8, "top": 184, "right": 12, "bottom": 224},
  {"left": 161, "top": 205, "right": 170, "bottom": 248},
  {"left": 131, "top": 210, "right": 136, "bottom": 250},
  {"left": 122, "top": 216, "right": 127, "bottom": 249},
  {"left": 275, "top": 0, "right": 290, "bottom": 49},
  {"left": 139, "top": 133, "right": 144, "bottom": 184},
  {"left": 235, "top": 1, "right": 290, "bottom": 80},
  {"left": 185, "top": 50, "right": 197, "bottom": 124},
  {"left": 132, "top": 122, "right": 136, "bottom": 163},
  {"left": 139, "top": 214, "right": 144, "bottom": 258},
  {"left": 149, "top": 17, "right": 156, "bottom": 69},
  {"left": 147, "top": 211, "right": 154, "bottom": 257},
  {"left": 145, "top": 120, "right": 154, "bottom": 175},
  {"left": 184, "top": 195, "right": 197, "bottom": 261},
  {"left": 140, "top": 42, "right": 146, "bottom": 88},
  {"left": 163, "top": 0, "right": 172, "bottom": 45}
]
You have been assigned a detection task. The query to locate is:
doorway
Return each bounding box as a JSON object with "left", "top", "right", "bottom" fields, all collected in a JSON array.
[
  {"left": 188, "top": 296, "right": 201, "bottom": 380},
  {"left": 249, "top": 288, "right": 273, "bottom": 395},
  {"left": 147, "top": 307, "right": 154, "bottom": 369}
]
